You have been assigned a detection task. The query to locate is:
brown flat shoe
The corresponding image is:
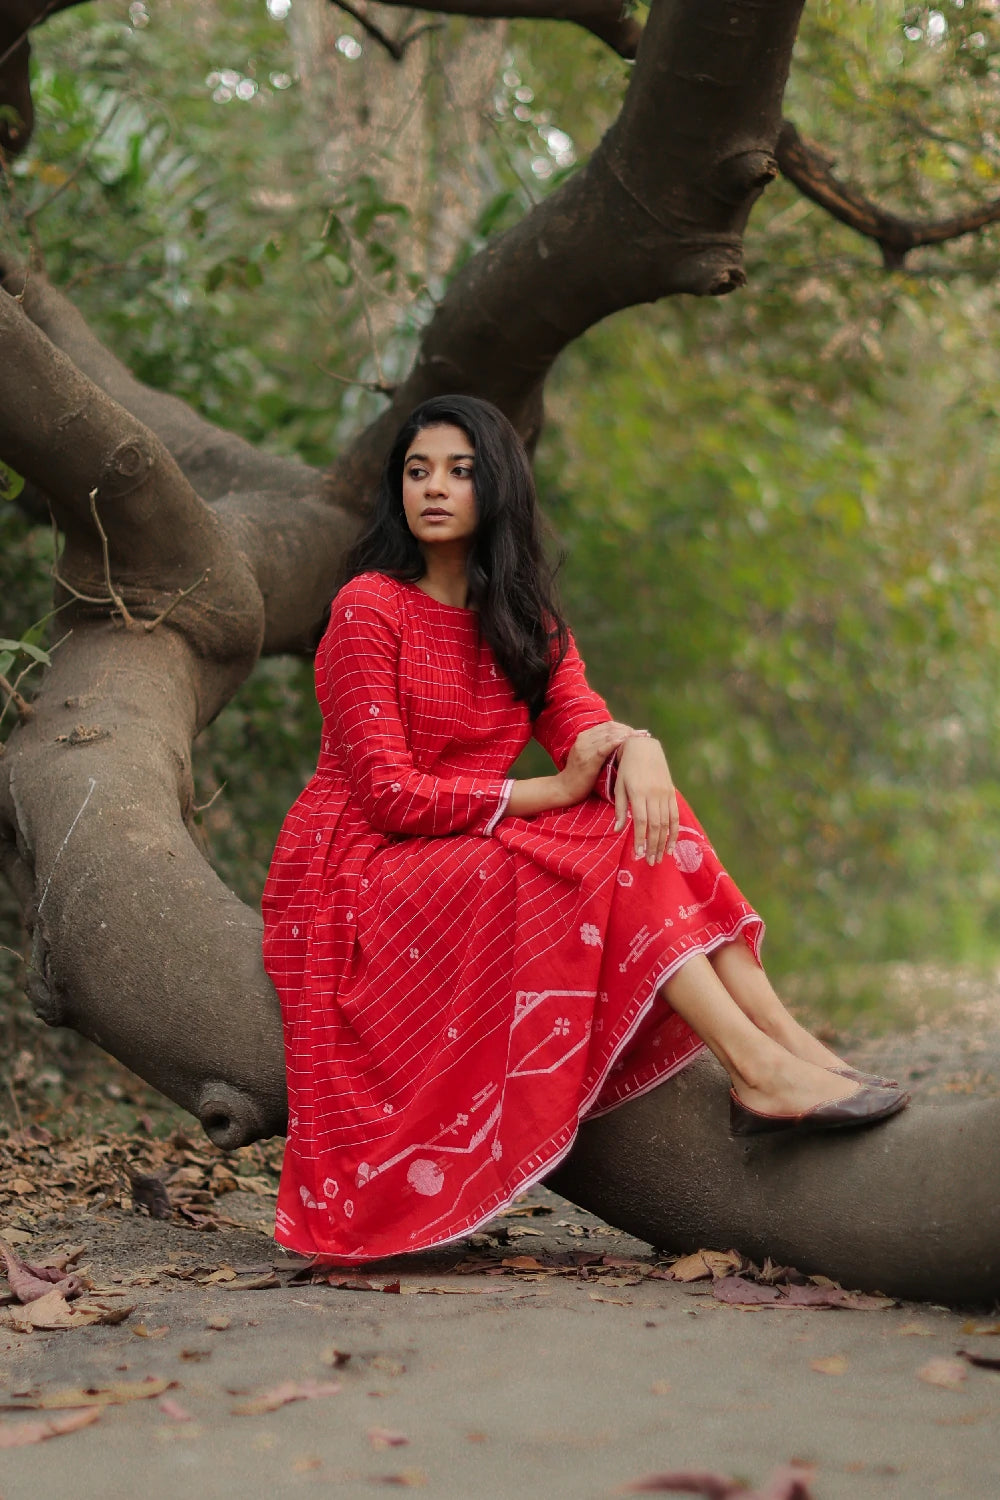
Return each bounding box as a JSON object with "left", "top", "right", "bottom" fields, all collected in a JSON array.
[
  {"left": 831, "top": 1065, "right": 899, "bottom": 1089},
  {"left": 729, "top": 1083, "right": 910, "bottom": 1138}
]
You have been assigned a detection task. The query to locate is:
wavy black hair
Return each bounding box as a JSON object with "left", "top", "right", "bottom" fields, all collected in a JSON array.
[{"left": 342, "top": 395, "right": 568, "bottom": 718}]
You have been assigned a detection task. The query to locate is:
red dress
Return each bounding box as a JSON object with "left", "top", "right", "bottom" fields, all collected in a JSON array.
[{"left": 262, "top": 572, "right": 762, "bottom": 1261}]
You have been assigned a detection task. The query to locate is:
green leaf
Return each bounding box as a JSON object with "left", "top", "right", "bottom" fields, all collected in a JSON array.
[
  {"left": 0, "top": 462, "right": 25, "bottom": 502},
  {"left": 0, "top": 638, "right": 50, "bottom": 665}
]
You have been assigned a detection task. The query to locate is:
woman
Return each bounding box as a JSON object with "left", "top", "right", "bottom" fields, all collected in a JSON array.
[{"left": 262, "top": 395, "right": 907, "bottom": 1263}]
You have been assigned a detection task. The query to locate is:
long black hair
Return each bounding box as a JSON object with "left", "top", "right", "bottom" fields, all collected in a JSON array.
[{"left": 342, "top": 395, "right": 568, "bottom": 718}]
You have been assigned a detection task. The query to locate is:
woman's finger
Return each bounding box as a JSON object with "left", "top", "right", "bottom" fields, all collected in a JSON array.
[
  {"left": 666, "top": 787, "right": 679, "bottom": 855},
  {"left": 631, "top": 794, "right": 648, "bottom": 859},
  {"left": 614, "top": 774, "right": 629, "bottom": 833},
  {"left": 645, "top": 805, "right": 662, "bottom": 865}
]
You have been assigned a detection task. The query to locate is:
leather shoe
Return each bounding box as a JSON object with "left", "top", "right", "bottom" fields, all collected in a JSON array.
[
  {"left": 729, "top": 1083, "right": 909, "bottom": 1138},
  {"left": 831, "top": 1065, "right": 899, "bottom": 1088}
]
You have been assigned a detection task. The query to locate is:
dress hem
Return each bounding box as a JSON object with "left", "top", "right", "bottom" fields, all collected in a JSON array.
[{"left": 272, "top": 913, "right": 761, "bottom": 1264}]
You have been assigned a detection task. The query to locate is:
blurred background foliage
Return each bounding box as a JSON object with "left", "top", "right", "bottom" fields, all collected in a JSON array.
[{"left": 3, "top": 0, "right": 1000, "bottom": 1027}]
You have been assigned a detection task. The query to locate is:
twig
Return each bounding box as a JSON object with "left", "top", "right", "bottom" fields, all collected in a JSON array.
[
  {"left": 88, "top": 489, "right": 136, "bottom": 627},
  {"left": 327, "top": 0, "right": 409, "bottom": 61},
  {"left": 193, "top": 781, "right": 227, "bottom": 815},
  {"left": 143, "top": 569, "right": 210, "bottom": 632},
  {"left": 0, "top": 671, "right": 32, "bottom": 723},
  {"left": 24, "top": 96, "right": 125, "bottom": 224},
  {"left": 0, "top": 1, "right": 60, "bottom": 74},
  {"left": 315, "top": 362, "right": 395, "bottom": 396}
]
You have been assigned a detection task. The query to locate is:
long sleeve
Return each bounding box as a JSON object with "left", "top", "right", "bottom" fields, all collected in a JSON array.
[
  {"left": 532, "top": 632, "right": 621, "bottom": 802},
  {"left": 317, "top": 581, "right": 512, "bottom": 837}
]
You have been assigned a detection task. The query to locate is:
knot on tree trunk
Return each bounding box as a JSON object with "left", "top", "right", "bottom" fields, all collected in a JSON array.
[
  {"left": 99, "top": 438, "right": 155, "bottom": 498},
  {"left": 715, "top": 148, "right": 779, "bottom": 204}
]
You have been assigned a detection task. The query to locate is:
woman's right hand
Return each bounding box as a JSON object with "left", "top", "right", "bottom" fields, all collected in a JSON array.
[{"left": 556, "top": 722, "right": 632, "bottom": 806}]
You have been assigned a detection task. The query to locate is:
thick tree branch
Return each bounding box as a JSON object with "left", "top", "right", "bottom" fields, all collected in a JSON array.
[
  {"left": 0, "top": 265, "right": 322, "bottom": 506},
  {"left": 327, "top": 0, "right": 802, "bottom": 511},
  {"left": 776, "top": 120, "right": 1000, "bottom": 270},
  {"left": 329, "top": 0, "right": 642, "bottom": 59}
]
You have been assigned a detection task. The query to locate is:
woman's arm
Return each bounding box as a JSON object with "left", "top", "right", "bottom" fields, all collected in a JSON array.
[
  {"left": 317, "top": 584, "right": 511, "bottom": 836},
  {"left": 507, "top": 721, "right": 632, "bottom": 816}
]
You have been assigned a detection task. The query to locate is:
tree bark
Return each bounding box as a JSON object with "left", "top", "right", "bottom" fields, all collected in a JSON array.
[{"left": 550, "top": 1054, "right": 1000, "bottom": 1304}]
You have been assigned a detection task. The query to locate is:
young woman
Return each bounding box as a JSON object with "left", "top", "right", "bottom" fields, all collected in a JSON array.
[{"left": 262, "top": 395, "right": 907, "bottom": 1263}]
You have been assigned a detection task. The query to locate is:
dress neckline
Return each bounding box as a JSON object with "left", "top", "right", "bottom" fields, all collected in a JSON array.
[{"left": 398, "top": 578, "right": 478, "bottom": 615}]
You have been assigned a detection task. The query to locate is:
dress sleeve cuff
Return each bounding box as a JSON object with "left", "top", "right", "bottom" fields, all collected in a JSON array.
[{"left": 484, "top": 778, "right": 514, "bottom": 835}]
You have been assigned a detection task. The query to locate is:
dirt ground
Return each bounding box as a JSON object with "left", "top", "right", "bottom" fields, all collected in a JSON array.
[{"left": 2, "top": 968, "right": 1000, "bottom": 1499}]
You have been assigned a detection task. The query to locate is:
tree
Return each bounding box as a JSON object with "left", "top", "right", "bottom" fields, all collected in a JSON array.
[{"left": 2, "top": 0, "right": 1000, "bottom": 1301}]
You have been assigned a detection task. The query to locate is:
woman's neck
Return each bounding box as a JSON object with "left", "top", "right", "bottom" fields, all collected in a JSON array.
[{"left": 417, "top": 547, "right": 472, "bottom": 609}]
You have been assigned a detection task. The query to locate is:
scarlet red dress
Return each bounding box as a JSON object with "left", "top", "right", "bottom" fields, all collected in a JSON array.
[{"left": 262, "top": 572, "right": 762, "bottom": 1261}]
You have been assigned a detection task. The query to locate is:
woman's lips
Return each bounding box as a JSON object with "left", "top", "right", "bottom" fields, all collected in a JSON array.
[{"left": 421, "top": 508, "right": 450, "bottom": 517}]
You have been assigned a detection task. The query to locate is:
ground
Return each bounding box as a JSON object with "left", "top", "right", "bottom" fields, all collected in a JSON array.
[{"left": 2, "top": 965, "right": 1000, "bottom": 1499}]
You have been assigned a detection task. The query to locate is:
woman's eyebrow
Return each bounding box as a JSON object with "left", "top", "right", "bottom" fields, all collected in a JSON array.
[{"left": 406, "top": 452, "right": 475, "bottom": 463}]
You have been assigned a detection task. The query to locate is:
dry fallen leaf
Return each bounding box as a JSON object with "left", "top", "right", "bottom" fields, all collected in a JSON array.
[
  {"left": 589, "top": 1292, "right": 632, "bottom": 1305},
  {"left": 321, "top": 1346, "right": 352, "bottom": 1368},
  {"left": 374, "top": 1471, "right": 427, "bottom": 1488},
  {"left": 960, "top": 1320, "right": 1000, "bottom": 1337},
  {"left": 620, "top": 1462, "right": 815, "bottom": 1498},
  {"left": 221, "top": 1272, "right": 280, "bottom": 1291},
  {"left": 231, "top": 1379, "right": 341, "bottom": 1416},
  {"left": 810, "top": 1355, "right": 848, "bottom": 1376},
  {"left": 665, "top": 1250, "right": 742, "bottom": 1283},
  {"left": 23, "top": 1377, "right": 175, "bottom": 1410},
  {"left": 917, "top": 1358, "right": 968, "bottom": 1391},
  {"left": 897, "top": 1322, "right": 934, "bottom": 1337},
  {"left": 9, "top": 1289, "right": 133, "bottom": 1331},
  {"left": 206, "top": 1314, "right": 231, "bottom": 1331},
  {"left": 368, "top": 1427, "right": 410, "bottom": 1449},
  {"left": 0, "top": 1407, "right": 102, "bottom": 1448},
  {"left": 132, "top": 1323, "right": 169, "bottom": 1339}
]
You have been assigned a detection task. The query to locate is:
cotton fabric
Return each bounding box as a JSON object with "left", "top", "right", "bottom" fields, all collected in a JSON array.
[{"left": 262, "top": 572, "right": 762, "bottom": 1261}]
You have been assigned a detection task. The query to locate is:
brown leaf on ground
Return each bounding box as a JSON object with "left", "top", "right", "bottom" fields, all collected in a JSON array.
[
  {"left": 8, "top": 1289, "right": 133, "bottom": 1331},
  {"left": 957, "top": 1348, "right": 1000, "bottom": 1371},
  {"left": 131, "top": 1323, "right": 169, "bottom": 1339},
  {"left": 326, "top": 1275, "right": 377, "bottom": 1291},
  {"left": 374, "top": 1471, "right": 427, "bottom": 1487},
  {"left": 320, "top": 1347, "right": 352, "bottom": 1368},
  {"left": 898, "top": 1322, "right": 934, "bottom": 1336},
  {"left": 231, "top": 1379, "right": 341, "bottom": 1415},
  {"left": 497, "top": 1202, "right": 552, "bottom": 1218},
  {"left": 368, "top": 1427, "right": 409, "bottom": 1449},
  {"left": 960, "top": 1319, "right": 1000, "bottom": 1336},
  {"left": 17, "top": 1376, "right": 176, "bottom": 1409},
  {"left": 917, "top": 1358, "right": 968, "bottom": 1390},
  {"left": 125, "top": 1166, "right": 172, "bottom": 1220},
  {"left": 206, "top": 1314, "right": 231, "bottom": 1330},
  {"left": 620, "top": 1471, "right": 745, "bottom": 1496},
  {"left": 810, "top": 1355, "right": 848, "bottom": 1375},
  {"left": 711, "top": 1276, "right": 890, "bottom": 1310},
  {"left": 620, "top": 1463, "right": 815, "bottom": 1498},
  {"left": 221, "top": 1272, "right": 280, "bottom": 1291},
  {"left": 0, "top": 1237, "right": 86, "bottom": 1304},
  {"left": 0, "top": 1407, "right": 102, "bottom": 1448},
  {"left": 664, "top": 1250, "right": 743, "bottom": 1283}
]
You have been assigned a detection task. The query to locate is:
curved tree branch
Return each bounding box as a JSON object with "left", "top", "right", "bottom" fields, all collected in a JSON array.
[
  {"left": 0, "top": 0, "right": 86, "bottom": 154},
  {"left": 329, "top": 0, "right": 642, "bottom": 59},
  {"left": 0, "top": 265, "right": 322, "bottom": 506},
  {"left": 776, "top": 119, "right": 1000, "bottom": 270}
]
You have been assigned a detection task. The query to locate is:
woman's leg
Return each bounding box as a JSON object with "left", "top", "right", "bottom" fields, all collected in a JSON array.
[
  {"left": 708, "top": 938, "right": 847, "bottom": 1071},
  {"left": 662, "top": 954, "right": 859, "bottom": 1116}
]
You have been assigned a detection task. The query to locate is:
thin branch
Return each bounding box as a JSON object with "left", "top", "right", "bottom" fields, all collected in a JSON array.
[
  {"left": 315, "top": 361, "right": 396, "bottom": 396},
  {"left": 193, "top": 780, "right": 227, "bottom": 816},
  {"left": 325, "top": 0, "right": 642, "bottom": 59},
  {"left": 0, "top": 669, "right": 33, "bottom": 722},
  {"left": 23, "top": 94, "right": 124, "bottom": 224},
  {"left": 143, "top": 568, "right": 210, "bottom": 633},
  {"left": 329, "top": 0, "right": 443, "bottom": 60},
  {"left": 88, "top": 488, "right": 136, "bottom": 627},
  {"left": 777, "top": 120, "right": 1000, "bottom": 270}
]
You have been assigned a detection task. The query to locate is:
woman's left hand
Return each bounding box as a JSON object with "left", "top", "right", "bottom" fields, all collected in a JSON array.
[{"left": 613, "top": 735, "right": 679, "bottom": 865}]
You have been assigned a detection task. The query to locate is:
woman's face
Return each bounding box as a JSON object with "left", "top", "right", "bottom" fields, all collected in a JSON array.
[{"left": 401, "top": 424, "right": 478, "bottom": 552}]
